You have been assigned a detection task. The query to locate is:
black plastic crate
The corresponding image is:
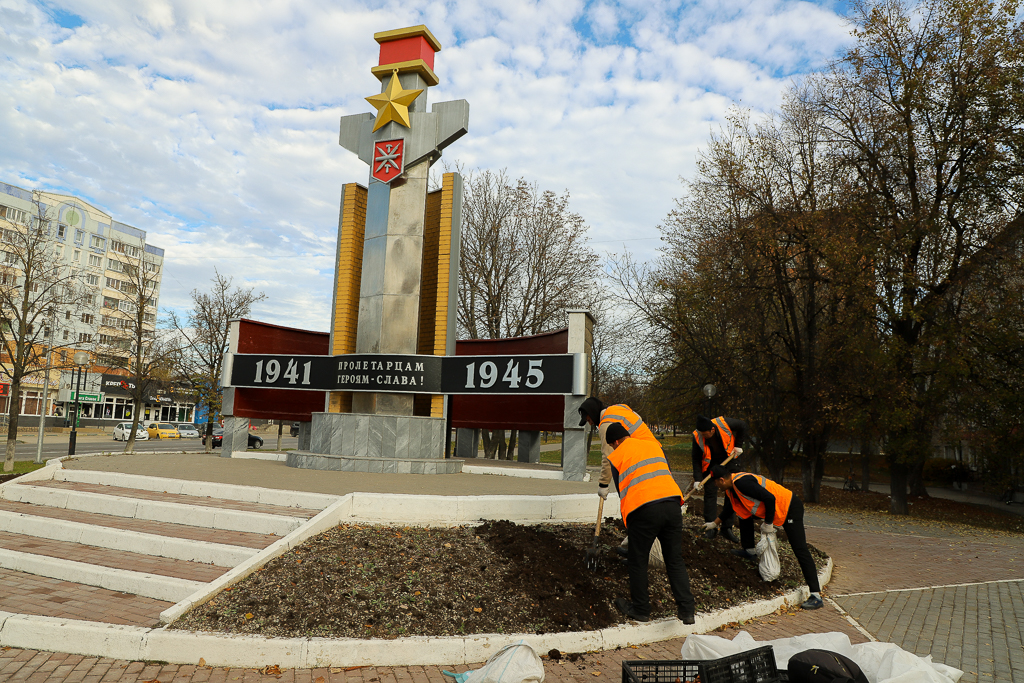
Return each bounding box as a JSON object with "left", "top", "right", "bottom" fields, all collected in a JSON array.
[{"left": 622, "top": 646, "right": 781, "bottom": 683}]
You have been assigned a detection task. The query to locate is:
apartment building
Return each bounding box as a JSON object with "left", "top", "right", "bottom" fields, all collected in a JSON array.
[{"left": 0, "top": 181, "right": 192, "bottom": 425}]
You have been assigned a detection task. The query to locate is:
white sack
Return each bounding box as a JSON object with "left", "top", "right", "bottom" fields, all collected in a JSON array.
[
  {"left": 618, "top": 537, "right": 665, "bottom": 570},
  {"left": 679, "top": 632, "right": 962, "bottom": 683},
  {"left": 464, "top": 641, "right": 544, "bottom": 683},
  {"left": 754, "top": 528, "right": 781, "bottom": 581}
]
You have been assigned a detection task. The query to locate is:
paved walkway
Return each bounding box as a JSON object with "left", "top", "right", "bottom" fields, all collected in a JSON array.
[{"left": 2, "top": 454, "right": 1023, "bottom": 683}]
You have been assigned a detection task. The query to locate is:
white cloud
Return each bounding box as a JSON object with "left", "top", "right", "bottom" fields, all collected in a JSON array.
[{"left": 0, "top": 0, "right": 853, "bottom": 331}]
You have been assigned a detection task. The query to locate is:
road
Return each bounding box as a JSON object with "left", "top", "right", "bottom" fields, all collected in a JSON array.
[{"left": 5, "top": 432, "right": 300, "bottom": 462}]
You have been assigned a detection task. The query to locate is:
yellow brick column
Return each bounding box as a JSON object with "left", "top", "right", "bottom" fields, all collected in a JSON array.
[
  {"left": 429, "top": 172, "right": 461, "bottom": 418},
  {"left": 328, "top": 183, "right": 368, "bottom": 413}
]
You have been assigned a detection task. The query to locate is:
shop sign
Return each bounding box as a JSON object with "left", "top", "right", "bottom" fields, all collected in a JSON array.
[{"left": 70, "top": 391, "right": 102, "bottom": 402}]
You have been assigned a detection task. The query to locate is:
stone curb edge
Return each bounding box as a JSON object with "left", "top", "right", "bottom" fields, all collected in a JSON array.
[{"left": 0, "top": 559, "right": 831, "bottom": 667}]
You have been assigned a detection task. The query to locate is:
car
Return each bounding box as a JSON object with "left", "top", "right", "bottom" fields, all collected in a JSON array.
[
  {"left": 176, "top": 423, "right": 200, "bottom": 438},
  {"left": 290, "top": 422, "right": 300, "bottom": 437},
  {"left": 201, "top": 428, "right": 263, "bottom": 449},
  {"left": 112, "top": 422, "right": 149, "bottom": 441},
  {"left": 146, "top": 422, "right": 181, "bottom": 439}
]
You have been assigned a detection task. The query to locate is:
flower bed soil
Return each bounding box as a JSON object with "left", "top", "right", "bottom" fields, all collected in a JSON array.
[{"left": 173, "top": 506, "right": 826, "bottom": 639}]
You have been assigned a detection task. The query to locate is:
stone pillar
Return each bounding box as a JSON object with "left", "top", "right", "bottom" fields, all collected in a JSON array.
[
  {"left": 456, "top": 428, "right": 479, "bottom": 458},
  {"left": 220, "top": 417, "right": 251, "bottom": 457},
  {"left": 561, "top": 397, "right": 588, "bottom": 481},
  {"left": 298, "top": 421, "right": 312, "bottom": 451},
  {"left": 518, "top": 430, "right": 541, "bottom": 463}
]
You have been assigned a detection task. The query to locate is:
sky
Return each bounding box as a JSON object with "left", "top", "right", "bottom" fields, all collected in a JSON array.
[{"left": 0, "top": 0, "right": 855, "bottom": 332}]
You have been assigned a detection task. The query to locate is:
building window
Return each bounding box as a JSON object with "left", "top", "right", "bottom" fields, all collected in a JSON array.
[
  {"left": 57, "top": 224, "right": 66, "bottom": 239},
  {"left": 78, "top": 332, "right": 92, "bottom": 343},
  {"left": 145, "top": 262, "right": 160, "bottom": 273},
  {"left": 55, "top": 245, "right": 64, "bottom": 258},
  {"left": 118, "top": 299, "right": 136, "bottom": 314},
  {"left": 110, "top": 241, "right": 141, "bottom": 258},
  {"left": 3, "top": 251, "right": 17, "bottom": 265},
  {"left": 107, "top": 258, "right": 124, "bottom": 272},
  {"left": 63, "top": 330, "right": 69, "bottom": 340},
  {"left": 86, "top": 274, "right": 99, "bottom": 286},
  {"left": 88, "top": 254, "right": 102, "bottom": 268},
  {"left": 75, "top": 230, "right": 84, "bottom": 244},
  {"left": 73, "top": 250, "right": 81, "bottom": 262},
  {"left": 0, "top": 205, "right": 29, "bottom": 224},
  {"left": 103, "top": 296, "right": 119, "bottom": 309},
  {"left": 65, "top": 310, "right": 71, "bottom": 320},
  {"left": 89, "top": 235, "right": 105, "bottom": 250},
  {"left": 81, "top": 313, "right": 94, "bottom": 324},
  {"left": 143, "top": 312, "right": 156, "bottom": 323}
]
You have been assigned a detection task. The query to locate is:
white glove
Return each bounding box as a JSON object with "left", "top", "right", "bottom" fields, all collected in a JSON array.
[
  {"left": 598, "top": 486, "right": 609, "bottom": 500},
  {"left": 702, "top": 521, "right": 719, "bottom": 531},
  {"left": 730, "top": 447, "right": 743, "bottom": 458},
  {"left": 692, "top": 479, "right": 704, "bottom": 492},
  {"left": 761, "top": 521, "right": 777, "bottom": 535}
]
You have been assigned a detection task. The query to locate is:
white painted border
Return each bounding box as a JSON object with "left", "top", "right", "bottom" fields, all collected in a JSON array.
[
  {"left": 0, "top": 560, "right": 832, "bottom": 667},
  {"left": 461, "top": 465, "right": 591, "bottom": 482}
]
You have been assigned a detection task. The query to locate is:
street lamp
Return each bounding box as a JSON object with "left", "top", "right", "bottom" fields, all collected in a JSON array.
[
  {"left": 67, "top": 350, "right": 90, "bottom": 456},
  {"left": 702, "top": 383, "right": 717, "bottom": 416},
  {"left": 34, "top": 309, "right": 57, "bottom": 464}
]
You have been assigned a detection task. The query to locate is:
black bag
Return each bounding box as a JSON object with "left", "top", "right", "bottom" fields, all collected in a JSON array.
[{"left": 788, "top": 649, "right": 868, "bottom": 683}]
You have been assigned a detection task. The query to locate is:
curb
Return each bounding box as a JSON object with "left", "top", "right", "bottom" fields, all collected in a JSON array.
[{"left": 0, "top": 559, "right": 832, "bottom": 667}]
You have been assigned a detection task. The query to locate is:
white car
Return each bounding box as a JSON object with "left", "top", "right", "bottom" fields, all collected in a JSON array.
[
  {"left": 176, "top": 423, "right": 200, "bottom": 438},
  {"left": 112, "top": 422, "right": 149, "bottom": 441}
]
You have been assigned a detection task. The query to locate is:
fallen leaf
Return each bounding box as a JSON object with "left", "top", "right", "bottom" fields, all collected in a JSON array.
[
  {"left": 473, "top": 607, "right": 483, "bottom": 613},
  {"left": 259, "top": 665, "right": 282, "bottom": 677},
  {"left": 198, "top": 658, "right": 206, "bottom": 667},
  {"left": 245, "top": 613, "right": 254, "bottom": 620},
  {"left": 591, "top": 672, "right": 601, "bottom": 676},
  {"left": 315, "top": 677, "right": 326, "bottom": 683}
]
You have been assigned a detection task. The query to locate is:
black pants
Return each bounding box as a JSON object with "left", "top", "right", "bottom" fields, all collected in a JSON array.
[
  {"left": 737, "top": 497, "right": 820, "bottom": 593},
  {"left": 626, "top": 499, "right": 695, "bottom": 617},
  {"left": 700, "top": 482, "right": 734, "bottom": 530}
]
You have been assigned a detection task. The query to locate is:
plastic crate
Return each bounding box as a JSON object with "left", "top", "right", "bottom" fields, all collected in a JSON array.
[{"left": 622, "top": 646, "right": 781, "bottom": 683}]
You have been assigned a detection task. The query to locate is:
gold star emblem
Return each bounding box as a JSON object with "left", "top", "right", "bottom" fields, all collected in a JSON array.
[{"left": 365, "top": 71, "right": 423, "bottom": 132}]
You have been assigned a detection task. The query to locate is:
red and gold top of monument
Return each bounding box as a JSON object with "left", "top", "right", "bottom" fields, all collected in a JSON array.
[{"left": 371, "top": 25, "right": 442, "bottom": 87}]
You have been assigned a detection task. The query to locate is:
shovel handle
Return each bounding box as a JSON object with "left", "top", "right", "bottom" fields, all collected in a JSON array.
[
  {"left": 682, "top": 452, "right": 736, "bottom": 503},
  {"left": 594, "top": 495, "right": 605, "bottom": 538}
]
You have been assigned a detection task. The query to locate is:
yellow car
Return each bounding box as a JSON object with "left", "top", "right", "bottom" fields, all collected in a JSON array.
[{"left": 146, "top": 422, "right": 181, "bottom": 439}]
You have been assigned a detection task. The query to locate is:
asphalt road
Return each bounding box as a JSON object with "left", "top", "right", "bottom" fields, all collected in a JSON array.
[{"left": 5, "top": 432, "right": 300, "bottom": 462}]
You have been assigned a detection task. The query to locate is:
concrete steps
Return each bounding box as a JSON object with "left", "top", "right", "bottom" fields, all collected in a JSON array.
[{"left": 0, "top": 466, "right": 337, "bottom": 625}]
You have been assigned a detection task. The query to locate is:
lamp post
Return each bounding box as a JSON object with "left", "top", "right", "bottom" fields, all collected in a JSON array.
[
  {"left": 33, "top": 310, "right": 56, "bottom": 464},
  {"left": 67, "top": 351, "right": 90, "bottom": 456},
  {"left": 702, "top": 383, "right": 717, "bottom": 416}
]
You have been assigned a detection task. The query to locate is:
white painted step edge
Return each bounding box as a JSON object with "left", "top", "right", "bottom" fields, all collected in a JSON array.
[
  {"left": 0, "top": 548, "right": 206, "bottom": 603},
  {"left": 0, "top": 485, "right": 303, "bottom": 536},
  {"left": 462, "top": 465, "right": 591, "bottom": 482},
  {"left": 0, "top": 510, "right": 258, "bottom": 566},
  {"left": 54, "top": 469, "right": 339, "bottom": 510},
  {"left": 0, "top": 560, "right": 832, "bottom": 667}
]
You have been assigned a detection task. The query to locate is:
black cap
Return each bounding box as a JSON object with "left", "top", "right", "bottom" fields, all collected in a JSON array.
[
  {"left": 710, "top": 464, "right": 729, "bottom": 480},
  {"left": 605, "top": 423, "right": 629, "bottom": 445},
  {"left": 578, "top": 397, "right": 604, "bottom": 426},
  {"left": 696, "top": 415, "right": 714, "bottom": 432}
]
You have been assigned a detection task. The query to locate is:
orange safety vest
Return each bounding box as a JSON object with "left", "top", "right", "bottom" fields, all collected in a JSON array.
[
  {"left": 693, "top": 416, "right": 737, "bottom": 473},
  {"left": 601, "top": 404, "right": 658, "bottom": 444},
  {"left": 725, "top": 473, "right": 792, "bottom": 526},
  {"left": 607, "top": 438, "right": 682, "bottom": 526}
]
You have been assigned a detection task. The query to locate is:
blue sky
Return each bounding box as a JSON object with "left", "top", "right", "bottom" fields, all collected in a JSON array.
[{"left": 0, "top": 0, "right": 854, "bottom": 330}]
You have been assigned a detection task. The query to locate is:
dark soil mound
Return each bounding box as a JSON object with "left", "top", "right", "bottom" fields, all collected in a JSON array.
[{"left": 173, "top": 509, "right": 826, "bottom": 639}]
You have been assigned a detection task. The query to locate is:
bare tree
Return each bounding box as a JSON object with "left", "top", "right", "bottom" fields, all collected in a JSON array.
[
  {"left": 456, "top": 169, "right": 601, "bottom": 458},
  {"left": 1, "top": 194, "right": 90, "bottom": 472},
  {"left": 168, "top": 271, "right": 265, "bottom": 452},
  {"left": 95, "top": 242, "right": 174, "bottom": 453}
]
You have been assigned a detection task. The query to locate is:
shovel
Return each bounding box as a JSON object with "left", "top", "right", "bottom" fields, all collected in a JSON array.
[
  {"left": 682, "top": 452, "right": 737, "bottom": 503},
  {"left": 584, "top": 496, "right": 605, "bottom": 571}
]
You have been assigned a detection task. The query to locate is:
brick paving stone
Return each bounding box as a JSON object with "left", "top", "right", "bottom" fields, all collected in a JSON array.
[
  {"left": 0, "top": 501, "right": 280, "bottom": 548},
  {"left": 0, "top": 568, "right": 170, "bottom": 626},
  {"left": 25, "top": 481, "right": 320, "bottom": 519},
  {"left": 0, "top": 531, "right": 229, "bottom": 582}
]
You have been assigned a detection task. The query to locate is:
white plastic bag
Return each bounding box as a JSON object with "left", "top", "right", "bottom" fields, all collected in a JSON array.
[
  {"left": 462, "top": 641, "right": 545, "bottom": 683},
  {"left": 618, "top": 537, "right": 665, "bottom": 569},
  {"left": 754, "top": 527, "right": 780, "bottom": 581}
]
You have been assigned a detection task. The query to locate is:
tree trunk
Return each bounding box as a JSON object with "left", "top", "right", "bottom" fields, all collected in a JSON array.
[
  {"left": 860, "top": 439, "right": 873, "bottom": 493},
  {"left": 908, "top": 459, "right": 929, "bottom": 498},
  {"left": 889, "top": 460, "right": 909, "bottom": 514},
  {"left": 3, "top": 386, "right": 20, "bottom": 472},
  {"left": 277, "top": 421, "right": 283, "bottom": 451},
  {"left": 800, "top": 457, "right": 816, "bottom": 503},
  {"left": 495, "top": 430, "right": 508, "bottom": 460},
  {"left": 204, "top": 400, "right": 215, "bottom": 453},
  {"left": 811, "top": 453, "right": 825, "bottom": 503},
  {"left": 481, "top": 430, "right": 500, "bottom": 458},
  {"left": 124, "top": 399, "right": 143, "bottom": 454},
  {"left": 506, "top": 429, "right": 518, "bottom": 461}
]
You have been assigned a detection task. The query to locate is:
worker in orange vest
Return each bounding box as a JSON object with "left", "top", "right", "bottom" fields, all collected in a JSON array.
[
  {"left": 578, "top": 397, "right": 660, "bottom": 502},
  {"left": 691, "top": 415, "right": 746, "bottom": 542},
  {"left": 706, "top": 465, "right": 823, "bottom": 610},
  {"left": 605, "top": 422, "right": 696, "bottom": 624}
]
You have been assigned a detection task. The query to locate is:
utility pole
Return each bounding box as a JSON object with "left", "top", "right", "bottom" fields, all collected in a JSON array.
[{"left": 33, "top": 310, "right": 56, "bottom": 464}]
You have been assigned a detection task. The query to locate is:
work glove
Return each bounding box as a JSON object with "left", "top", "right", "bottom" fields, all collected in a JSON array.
[
  {"left": 760, "top": 521, "right": 777, "bottom": 535},
  {"left": 598, "top": 485, "right": 609, "bottom": 500},
  {"left": 702, "top": 521, "right": 719, "bottom": 531},
  {"left": 692, "top": 479, "right": 704, "bottom": 492},
  {"left": 730, "top": 447, "right": 743, "bottom": 458}
]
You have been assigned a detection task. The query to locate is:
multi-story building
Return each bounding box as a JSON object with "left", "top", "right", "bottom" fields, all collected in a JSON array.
[{"left": 0, "top": 181, "right": 193, "bottom": 426}]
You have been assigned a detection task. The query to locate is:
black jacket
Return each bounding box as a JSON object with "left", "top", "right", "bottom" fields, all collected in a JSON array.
[
  {"left": 719, "top": 474, "right": 777, "bottom": 526},
  {"left": 691, "top": 417, "right": 747, "bottom": 477}
]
